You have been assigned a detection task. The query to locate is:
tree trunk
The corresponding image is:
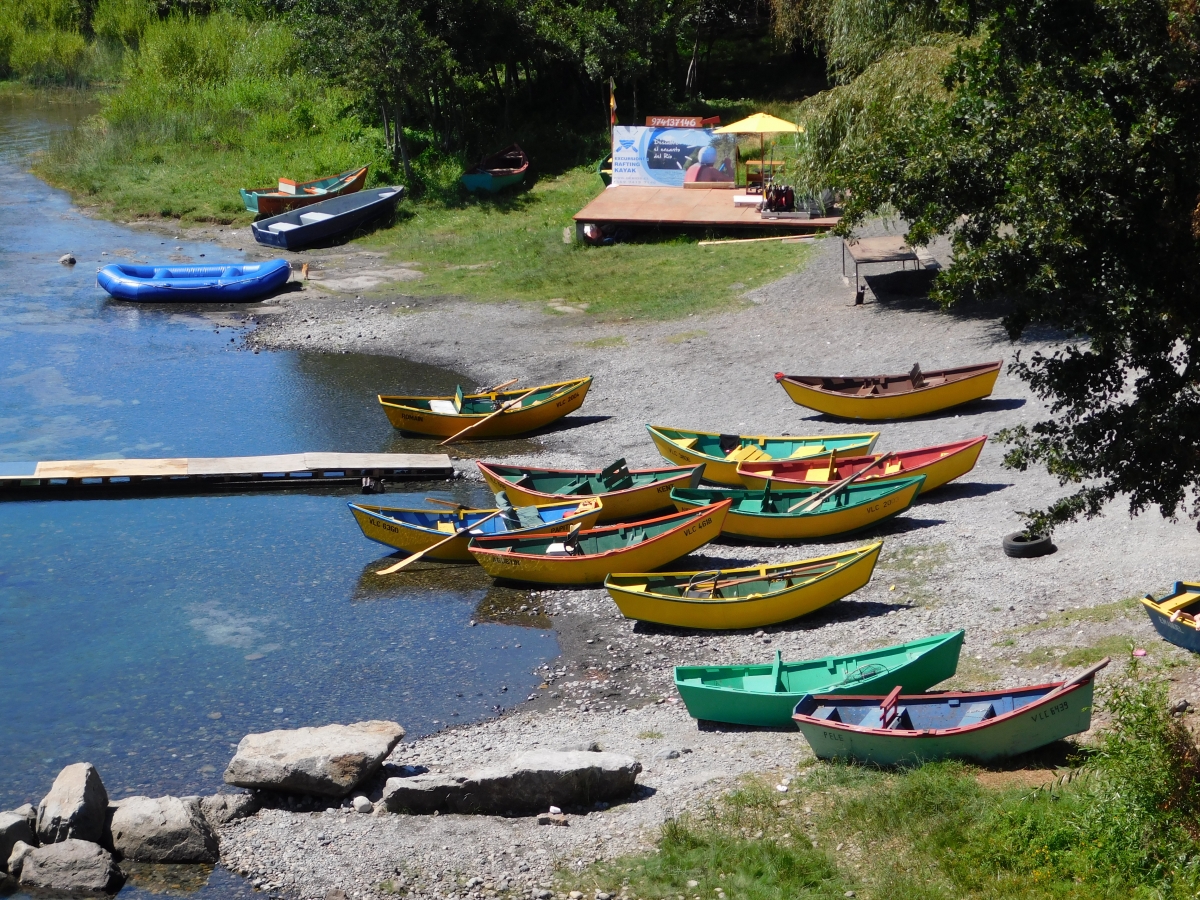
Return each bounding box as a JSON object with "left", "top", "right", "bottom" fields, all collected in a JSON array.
[
  {"left": 685, "top": 29, "right": 701, "bottom": 96},
  {"left": 380, "top": 102, "right": 393, "bottom": 164},
  {"left": 393, "top": 101, "right": 413, "bottom": 182}
]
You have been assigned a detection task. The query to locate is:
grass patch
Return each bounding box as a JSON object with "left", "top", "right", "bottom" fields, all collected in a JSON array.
[
  {"left": 877, "top": 542, "right": 949, "bottom": 607},
  {"left": 637, "top": 731, "right": 664, "bottom": 740},
  {"left": 1015, "top": 596, "right": 1140, "bottom": 633},
  {"left": 1017, "top": 634, "right": 1136, "bottom": 670},
  {"left": 578, "top": 336, "right": 626, "bottom": 349}
]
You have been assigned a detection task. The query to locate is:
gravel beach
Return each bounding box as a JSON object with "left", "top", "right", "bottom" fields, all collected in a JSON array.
[{"left": 159, "top": 219, "right": 1200, "bottom": 900}]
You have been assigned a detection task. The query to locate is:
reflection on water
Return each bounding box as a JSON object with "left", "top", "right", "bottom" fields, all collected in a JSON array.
[{"left": 0, "top": 94, "right": 557, "bottom": 822}]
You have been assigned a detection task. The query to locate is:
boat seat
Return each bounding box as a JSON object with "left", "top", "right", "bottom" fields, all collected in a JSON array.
[
  {"left": 788, "top": 445, "right": 822, "bottom": 459},
  {"left": 726, "top": 445, "right": 766, "bottom": 462},
  {"left": 436, "top": 521, "right": 456, "bottom": 534},
  {"left": 884, "top": 460, "right": 904, "bottom": 475},
  {"left": 1160, "top": 592, "right": 1200, "bottom": 613},
  {"left": 805, "top": 466, "right": 834, "bottom": 482},
  {"left": 512, "top": 474, "right": 536, "bottom": 489},
  {"left": 267, "top": 222, "right": 301, "bottom": 233},
  {"left": 429, "top": 399, "right": 458, "bottom": 415},
  {"left": 298, "top": 211, "right": 335, "bottom": 225},
  {"left": 544, "top": 542, "right": 575, "bottom": 556},
  {"left": 959, "top": 702, "right": 996, "bottom": 725},
  {"left": 674, "top": 437, "right": 698, "bottom": 450}
]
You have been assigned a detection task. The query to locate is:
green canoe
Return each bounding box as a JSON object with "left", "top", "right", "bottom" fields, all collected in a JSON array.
[{"left": 673, "top": 630, "right": 964, "bottom": 727}]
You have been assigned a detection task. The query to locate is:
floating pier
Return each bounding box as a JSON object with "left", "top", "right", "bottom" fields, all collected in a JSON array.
[{"left": 0, "top": 452, "right": 454, "bottom": 500}]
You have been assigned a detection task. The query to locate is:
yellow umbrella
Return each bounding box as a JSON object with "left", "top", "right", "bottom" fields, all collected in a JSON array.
[{"left": 714, "top": 113, "right": 802, "bottom": 185}]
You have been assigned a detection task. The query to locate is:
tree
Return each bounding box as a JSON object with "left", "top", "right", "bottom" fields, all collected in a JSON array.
[{"left": 810, "top": 0, "right": 1200, "bottom": 535}]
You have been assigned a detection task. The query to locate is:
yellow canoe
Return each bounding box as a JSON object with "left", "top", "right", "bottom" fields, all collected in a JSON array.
[
  {"left": 476, "top": 459, "right": 705, "bottom": 523},
  {"left": 378, "top": 377, "right": 592, "bottom": 438},
  {"left": 469, "top": 501, "right": 731, "bottom": 586},
  {"left": 348, "top": 497, "right": 603, "bottom": 562},
  {"left": 604, "top": 542, "right": 882, "bottom": 630},
  {"left": 775, "top": 361, "right": 1002, "bottom": 420},
  {"left": 646, "top": 424, "right": 880, "bottom": 487}
]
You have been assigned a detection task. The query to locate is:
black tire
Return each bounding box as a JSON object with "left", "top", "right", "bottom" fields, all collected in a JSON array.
[{"left": 1002, "top": 531, "right": 1055, "bottom": 558}]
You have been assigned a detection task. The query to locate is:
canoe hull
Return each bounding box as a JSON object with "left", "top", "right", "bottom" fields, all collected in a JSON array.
[
  {"left": 605, "top": 542, "right": 881, "bottom": 630},
  {"left": 1141, "top": 583, "right": 1200, "bottom": 652},
  {"left": 738, "top": 437, "right": 985, "bottom": 494},
  {"left": 461, "top": 172, "right": 526, "bottom": 193},
  {"left": 777, "top": 363, "right": 1001, "bottom": 420},
  {"left": 251, "top": 187, "right": 403, "bottom": 250},
  {"left": 380, "top": 378, "right": 591, "bottom": 438},
  {"left": 96, "top": 260, "right": 291, "bottom": 303},
  {"left": 674, "top": 631, "right": 964, "bottom": 727},
  {"left": 670, "top": 477, "right": 923, "bottom": 540},
  {"left": 469, "top": 503, "right": 729, "bottom": 586},
  {"left": 240, "top": 166, "right": 369, "bottom": 216},
  {"left": 793, "top": 680, "right": 1096, "bottom": 766}
]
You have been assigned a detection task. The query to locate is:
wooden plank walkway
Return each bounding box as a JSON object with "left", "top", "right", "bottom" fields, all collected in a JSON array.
[
  {"left": 0, "top": 452, "right": 454, "bottom": 500},
  {"left": 573, "top": 185, "right": 840, "bottom": 236}
]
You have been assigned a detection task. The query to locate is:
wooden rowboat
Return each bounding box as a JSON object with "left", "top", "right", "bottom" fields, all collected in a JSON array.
[
  {"left": 476, "top": 459, "right": 704, "bottom": 523},
  {"left": 461, "top": 144, "right": 530, "bottom": 194},
  {"left": 348, "top": 497, "right": 603, "bottom": 562},
  {"left": 775, "top": 361, "right": 1002, "bottom": 420},
  {"left": 603, "top": 543, "right": 882, "bottom": 630},
  {"left": 737, "top": 437, "right": 985, "bottom": 494},
  {"left": 240, "top": 165, "right": 369, "bottom": 217},
  {"left": 379, "top": 378, "right": 591, "bottom": 439},
  {"left": 646, "top": 424, "right": 880, "bottom": 487},
  {"left": 674, "top": 631, "right": 964, "bottom": 727},
  {"left": 468, "top": 502, "right": 731, "bottom": 586},
  {"left": 1141, "top": 582, "right": 1200, "bottom": 653},
  {"left": 791, "top": 659, "right": 1108, "bottom": 765},
  {"left": 669, "top": 476, "right": 924, "bottom": 541}
]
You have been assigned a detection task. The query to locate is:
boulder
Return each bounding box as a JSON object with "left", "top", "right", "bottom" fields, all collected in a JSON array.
[
  {"left": 13, "top": 804, "right": 36, "bottom": 831},
  {"left": 200, "top": 792, "right": 260, "bottom": 829},
  {"left": 109, "top": 796, "right": 218, "bottom": 863},
  {"left": 18, "top": 839, "right": 124, "bottom": 894},
  {"left": 0, "top": 811, "right": 36, "bottom": 872},
  {"left": 7, "top": 840, "right": 35, "bottom": 878},
  {"left": 224, "top": 721, "right": 404, "bottom": 797},
  {"left": 382, "top": 750, "right": 641, "bottom": 815},
  {"left": 37, "top": 763, "right": 110, "bottom": 845}
]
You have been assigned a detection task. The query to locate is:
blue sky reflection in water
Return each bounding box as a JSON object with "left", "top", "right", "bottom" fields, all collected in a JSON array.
[{"left": 0, "top": 93, "right": 556, "bottom": 813}]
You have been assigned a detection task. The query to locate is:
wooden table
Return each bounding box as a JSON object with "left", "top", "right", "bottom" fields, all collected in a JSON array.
[{"left": 842, "top": 235, "right": 921, "bottom": 291}]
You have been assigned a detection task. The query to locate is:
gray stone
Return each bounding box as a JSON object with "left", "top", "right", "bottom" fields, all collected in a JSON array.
[
  {"left": 37, "top": 763, "right": 110, "bottom": 845},
  {"left": 655, "top": 749, "right": 681, "bottom": 760},
  {"left": 109, "top": 796, "right": 218, "bottom": 863},
  {"left": 59, "top": 254, "right": 76, "bottom": 266},
  {"left": 556, "top": 742, "right": 601, "bottom": 753},
  {"left": 199, "top": 792, "right": 260, "bottom": 828},
  {"left": 224, "top": 721, "right": 404, "bottom": 797},
  {"left": 0, "top": 811, "right": 35, "bottom": 872},
  {"left": 7, "top": 840, "right": 34, "bottom": 878},
  {"left": 351, "top": 796, "right": 373, "bottom": 814},
  {"left": 13, "top": 804, "right": 36, "bottom": 831},
  {"left": 383, "top": 750, "right": 641, "bottom": 815},
  {"left": 18, "top": 839, "right": 124, "bottom": 894}
]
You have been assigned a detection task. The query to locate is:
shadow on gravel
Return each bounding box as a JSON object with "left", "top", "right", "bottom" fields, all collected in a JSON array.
[
  {"left": 529, "top": 414, "right": 614, "bottom": 437},
  {"left": 918, "top": 482, "right": 1010, "bottom": 505},
  {"left": 627, "top": 597, "right": 908, "bottom": 640}
]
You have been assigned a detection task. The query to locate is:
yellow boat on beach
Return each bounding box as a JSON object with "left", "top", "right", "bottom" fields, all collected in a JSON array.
[
  {"left": 476, "top": 459, "right": 704, "bottom": 523},
  {"left": 348, "top": 497, "right": 603, "bottom": 562},
  {"left": 604, "top": 542, "right": 882, "bottom": 630},
  {"left": 469, "top": 501, "right": 731, "bottom": 586},
  {"left": 646, "top": 424, "right": 880, "bottom": 486},
  {"left": 775, "top": 362, "right": 1002, "bottom": 420},
  {"left": 377, "top": 377, "right": 592, "bottom": 438}
]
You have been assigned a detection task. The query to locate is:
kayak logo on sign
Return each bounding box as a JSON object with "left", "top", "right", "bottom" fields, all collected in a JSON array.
[{"left": 617, "top": 140, "right": 636, "bottom": 153}]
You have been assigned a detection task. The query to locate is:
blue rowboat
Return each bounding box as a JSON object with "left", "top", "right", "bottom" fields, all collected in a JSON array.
[
  {"left": 251, "top": 187, "right": 403, "bottom": 250},
  {"left": 791, "top": 658, "right": 1109, "bottom": 766},
  {"left": 96, "top": 259, "right": 291, "bottom": 302},
  {"left": 1141, "top": 581, "right": 1200, "bottom": 652}
]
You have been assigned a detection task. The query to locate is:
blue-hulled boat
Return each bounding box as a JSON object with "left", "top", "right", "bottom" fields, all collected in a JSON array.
[
  {"left": 251, "top": 186, "right": 403, "bottom": 250},
  {"left": 1141, "top": 581, "right": 1200, "bottom": 652},
  {"left": 96, "top": 259, "right": 291, "bottom": 302}
]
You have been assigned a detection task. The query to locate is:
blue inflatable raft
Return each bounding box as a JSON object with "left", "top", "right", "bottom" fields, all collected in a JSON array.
[{"left": 96, "top": 259, "right": 291, "bottom": 302}]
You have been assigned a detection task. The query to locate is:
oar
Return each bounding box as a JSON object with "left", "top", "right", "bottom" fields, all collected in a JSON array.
[
  {"left": 424, "top": 496, "right": 468, "bottom": 509},
  {"left": 375, "top": 509, "right": 503, "bottom": 574},
  {"left": 684, "top": 560, "right": 838, "bottom": 594},
  {"left": 480, "top": 377, "right": 519, "bottom": 393},
  {"left": 1045, "top": 657, "right": 1111, "bottom": 696},
  {"left": 792, "top": 452, "right": 894, "bottom": 513},
  {"left": 440, "top": 389, "right": 537, "bottom": 446}
]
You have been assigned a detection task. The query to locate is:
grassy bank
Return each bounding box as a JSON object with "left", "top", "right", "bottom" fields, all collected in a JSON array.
[{"left": 566, "top": 662, "right": 1200, "bottom": 900}]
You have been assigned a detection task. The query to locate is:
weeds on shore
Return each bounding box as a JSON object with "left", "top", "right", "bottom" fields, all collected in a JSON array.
[{"left": 577, "top": 660, "right": 1200, "bottom": 899}]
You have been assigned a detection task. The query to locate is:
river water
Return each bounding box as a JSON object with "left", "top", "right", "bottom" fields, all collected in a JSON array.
[{"left": 0, "top": 90, "right": 554, "bottom": 851}]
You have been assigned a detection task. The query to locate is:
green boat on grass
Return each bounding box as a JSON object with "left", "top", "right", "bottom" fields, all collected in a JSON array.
[{"left": 673, "top": 631, "right": 964, "bottom": 727}]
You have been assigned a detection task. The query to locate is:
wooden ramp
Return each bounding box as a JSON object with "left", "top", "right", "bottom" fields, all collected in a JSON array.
[
  {"left": 0, "top": 452, "right": 454, "bottom": 500},
  {"left": 573, "top": 186, "right": 840, "bottom": 236}
]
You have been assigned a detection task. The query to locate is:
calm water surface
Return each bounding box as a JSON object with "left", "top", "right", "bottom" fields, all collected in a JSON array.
[{"left": 0, "top": 91, "right": 554, "bottom": 843}]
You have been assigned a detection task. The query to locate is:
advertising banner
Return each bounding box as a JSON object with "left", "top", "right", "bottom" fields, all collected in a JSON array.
[{"left": 611, "top": 126, "right": 737, "bottom": 188}]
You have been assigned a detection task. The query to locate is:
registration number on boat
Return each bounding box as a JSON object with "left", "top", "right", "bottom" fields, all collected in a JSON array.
[{"left": 1029, "top": 699, "right": 1069, "bottom": 722}]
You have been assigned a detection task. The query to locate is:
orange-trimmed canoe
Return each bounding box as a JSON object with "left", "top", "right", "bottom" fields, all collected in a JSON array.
[
  {"left": 775, "top": 361, "right": 1002, "bottom": 420},
  {"left": 240, "top": 165, "right": 369, "bottom": 217},
  {"left": 737, "top": 437, "right": 986, "bottom": 494}
]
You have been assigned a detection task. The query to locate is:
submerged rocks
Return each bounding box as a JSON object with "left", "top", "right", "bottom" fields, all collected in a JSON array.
[
  {"left": 109, "top": 796, "right": 218, "bottom": 863},
  {"left": 0, "top": 810, "right": 35, "bottom": 871},
  {"left": 224, "top": 720, "right": 405, "bottom": 797},
  {"left": 200, "top": 792, "right": 260, "bottom": 828},
  {"left": 18, "top": 838, "right": 124, "bottom": 894},
  {"left": 383, "top": 750, "right": 641, "bottom": 815},
  {"left": 37, "top": 762, "right": 110, "bottom": 845}
]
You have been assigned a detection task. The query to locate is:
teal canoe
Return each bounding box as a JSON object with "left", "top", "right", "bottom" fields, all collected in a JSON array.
[
  {"left": 461, "top": 144, "right": 529, "bottom": 194},
  {"left": 674, "top": 631, "right": 963, "bottom": 727},
  {"left": 791, "top": 658, "right": 1109, "bottom": 765}
]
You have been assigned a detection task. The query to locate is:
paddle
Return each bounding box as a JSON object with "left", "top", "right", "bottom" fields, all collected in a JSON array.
[
  {"left": 424, "top": 497, "right": 470, "bottom": 510},
  {"left": 791, "top": 452, "right": 894, "bottom": 513},
  {"left": 480, "top": 377, "right": 519, "bottom": 393},
  {"left": 683, "top": 560, "right": 837, "bottom": 596},
  {"left": 375, "top": 509, "right": 503, "bottom": 574},
  {"left": 440, "top": 389, "right": 538, "bottom": 446},
  {"left": 1046, "top": 657, "right": 1111, "bottom": 696}
]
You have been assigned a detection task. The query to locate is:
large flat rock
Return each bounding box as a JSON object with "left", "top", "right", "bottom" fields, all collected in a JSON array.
[
  {"left": 37, "top": 763, "right": 110, "bottom": 845},
  {"left": 224, "top": 721, "right": 405, "bottom": 797},
  {"left": 18, "top": 839, "right": 124, "bottom": 894},
  {"left": 110, "top": 796, "right": 218, "bottom": 863},
  {"left": 383, "top": 750, "right": 642, "bottom": 815}
]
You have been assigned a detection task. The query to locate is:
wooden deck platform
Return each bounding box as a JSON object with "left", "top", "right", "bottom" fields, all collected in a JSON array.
[
  {"left": 0, "top": 452, "right": 454, "bottom": 500},
  {"left": 573, "top": 186, "right": 840, "bottom": 237}
]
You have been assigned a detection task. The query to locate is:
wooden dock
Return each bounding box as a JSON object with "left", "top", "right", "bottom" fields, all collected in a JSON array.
[
  {"left": 0, "top": 452, "right": 454, "bottom": 500},
  {"left": 573, "top": 185, "right": 840, "bottom": 237}
]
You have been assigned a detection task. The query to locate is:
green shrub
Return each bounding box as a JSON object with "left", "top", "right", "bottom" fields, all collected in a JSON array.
[
  {"left": 92, "top": 0, "right": 154, "bottom": 49},
  {"left": 9, "top": 28, "right": 92, "bottom": 83}
]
